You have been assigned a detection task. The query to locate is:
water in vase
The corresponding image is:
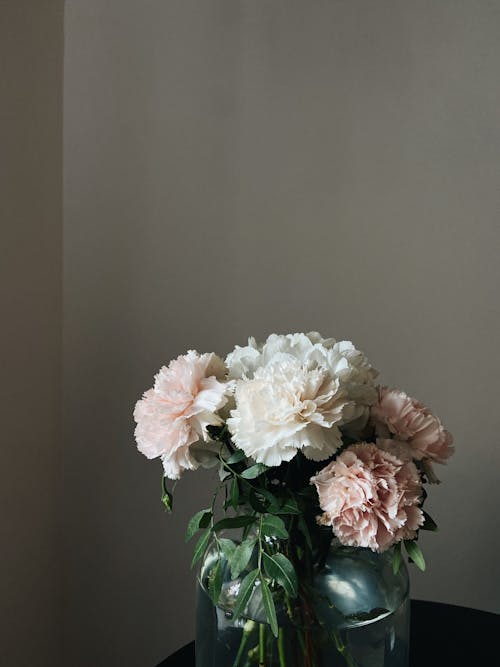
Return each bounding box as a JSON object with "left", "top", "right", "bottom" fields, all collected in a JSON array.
[{"left": 195, "top": 544, "right": 410, "bottom": 667}]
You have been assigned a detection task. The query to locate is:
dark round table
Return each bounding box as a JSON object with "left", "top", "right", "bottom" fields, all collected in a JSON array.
[{"left": 157, "top": 600, "right": 498, "bottom": 665}]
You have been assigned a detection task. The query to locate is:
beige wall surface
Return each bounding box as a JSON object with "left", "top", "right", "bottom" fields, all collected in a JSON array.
[
  {"left": 64, "top": 1, "right": 500, "bottom": 665},
  {"left": 0, "top": 1, "right": 64, "bottom": 666}
]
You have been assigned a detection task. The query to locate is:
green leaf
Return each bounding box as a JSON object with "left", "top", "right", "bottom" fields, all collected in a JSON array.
[
  {"left": 218, "top": 538, "right": 237, "bottom": 562},
  {"left": 233, "top": 569, "right": 259, "bottom": 620},
  {"left": 260, "top": 576, "right": 278, "bottom": 638},
  {"left": 249, "top": 488, "right": 270, "bottom": 513},
  {"left": 161, "top": 477, "right": 173, "bottom": 512},
  {"left": 212, "top": 515, "right": 256, "bottom": 532},
  {"left": 392, "top": 542, "right": 402, "bottom": 575},
  {"left": 421, "top": 511, "right": 438, "bottom": 532},
  {"left": 257, "top": 489, "right": 280, "bottom": 512},
  {"left": 249, "top": 488, "right": 280, "bottom": 513},
  {"left": 261, "top": 514, "right": 288, "bottom": 540},
  {"left": 230, "top": 537, "right": 257, "bottom": 579},
  {"left": 191, "top": 529, "right": 211, "bottom": 569},
  {"left": 241, "top": 463, "right": 268, "bottom": 479},
  {"left": 242, "top": 522, "right": 253, "bottom": 541},
  {"left": 230, "top": 478, "right": 240, "bottom": 510},
  {"left": 262, "top": 552, "right": 298, "bottom": 598},
  {"left": 208, "top": 559, "right": 223, "bottom": 605},
  {"left": 297, "top": 515, "right": 312, "bottom": 550},
  {"left": 185, "top": 508, "right": 212, "bottom": 542},
  {"left": 279, "top": 499, "right": 300, "bottom": 515},
  {"left": 199, "top": 513, "right": 212, "bottom": 529},
  {"left": 404, "top": 540, "right": 426, "bottom": 572},
  {"left": 226, "top": 450, "right": 246, "bottom": 464}
]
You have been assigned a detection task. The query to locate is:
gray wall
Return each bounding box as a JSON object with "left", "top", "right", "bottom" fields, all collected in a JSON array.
[
  {"left": 63, "top": 2, "right": 500, "bottom": 665},
  {"left": 1, "top": 2, "right": 64, "bottom": 665}
]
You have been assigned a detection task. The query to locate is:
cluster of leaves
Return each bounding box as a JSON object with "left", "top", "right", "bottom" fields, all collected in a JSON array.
[
  {"left": 182, "top": 425, "right": 326, "bottom": 637},
  {"left": 169, "top": 424, "right": 439, "bottom": 635},
  {"left": 186, "top": 495, "right": 302, "bottom": 637},
  {"left": 392, "top": 484, "right": 439, "bottom": 575}
]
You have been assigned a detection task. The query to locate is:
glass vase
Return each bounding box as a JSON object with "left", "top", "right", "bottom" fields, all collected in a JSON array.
[{"left": 195, "top": 540, "right": 409, "bottom": 667}]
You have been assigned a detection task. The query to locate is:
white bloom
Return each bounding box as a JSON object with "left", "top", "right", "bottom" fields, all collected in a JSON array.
[
  {"left": 226, "top": 333, "right": 378, "bottom": 426},
  {"left": 227, "top": 357, "right": 348, "bottom": 466},
  {"left": 225, "top": 336, "right": 262, "bottom": 380},
  {"left": 226, "top": 332, "right": 335, "bottom": 380},
  {"left": 326, "top": 340, "right": 378, "bottom": 423}
]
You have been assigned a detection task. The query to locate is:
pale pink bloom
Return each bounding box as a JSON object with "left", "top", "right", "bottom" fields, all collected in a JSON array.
[
  {"left": 133, "top": 351, "right": 230, "bottom": 479},
  {"left": 311, "top": 443, "right": 423, "bottom": 552},
  {"left": 377, "top": 438, "right": 442, "bottom": 484},
  {"left": 376, "top": 438, "right": 413, "bottom": 462},
  {"left": 371, "top": 387, "right": 453, "bottom": 464}
]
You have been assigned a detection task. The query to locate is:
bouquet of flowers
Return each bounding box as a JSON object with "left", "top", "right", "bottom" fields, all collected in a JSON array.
[{"left": 133, "top": 333, "right": 453, "bottom": 666}]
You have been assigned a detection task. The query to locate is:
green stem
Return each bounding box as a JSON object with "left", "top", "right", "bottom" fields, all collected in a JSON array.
[
  {"left": 218, "top": 452, "right": 247, "bottom": 482},
  {"left": 232, "top": 621, "right": 254, "bottom": 667},
  {"left": 296, "top": 627, "right": 306, "bottom": 656},
  {"left": 259, "top": 623, "right": 266, "bottom": 666},
  {"left": 257, "top": 515, "right": 263, "bottom": 569},
  {"left": 210, "top": 482, "right": 226, "bottom": 556},
  {"left": 333, "top": 631, "right": 358, "bottom": 667},
  {"left": 277, "top": 627, "right": 286, "bottom": 667},
  {"left": 285, "top": 590, "right": 306, "bottom": 660},
  {"left": 210, "top": 482, "right": 225, "bottom": 522}
]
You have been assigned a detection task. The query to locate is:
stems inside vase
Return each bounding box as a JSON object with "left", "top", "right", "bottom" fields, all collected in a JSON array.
[
  {"left": 277, "top": 627, "right": 286, "bottom": 667},
  {"left": 259, "top": 623, "right": 266, "bottom": 666}
]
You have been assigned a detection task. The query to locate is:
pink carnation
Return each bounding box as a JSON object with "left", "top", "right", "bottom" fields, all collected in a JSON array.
[
  {"left": 375, "top": 437, "right": 413, "bottom": 462},
  {"left": 371, "top": 387, "right": 453, "bottom": 464},
  {"left": 311, "top": 443, "right": 423, "bottom": 552},
  {"left": 133, "top": 350, "right": 230, "bottom": 479}
]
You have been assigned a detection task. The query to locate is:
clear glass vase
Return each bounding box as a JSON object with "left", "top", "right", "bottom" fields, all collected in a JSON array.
[{"left": 196, "top": 540, "right": 410, "bottom": 667}]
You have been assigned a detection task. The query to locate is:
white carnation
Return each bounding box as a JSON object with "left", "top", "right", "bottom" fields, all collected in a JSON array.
[
  {"left": 227, "top": 357, "right": 348, "bottom": 466},
  {"left": 226, "top": 333, "right": 378, "bottom": 426},
  {"left": 325, "top": 340, "right": 378, "bottom": 423},
  {"left": 225, "top": 336, "right": 262, "bottom": 380},
  {"left": 226, "top": 332, "right": 335, "bottom": 380}
]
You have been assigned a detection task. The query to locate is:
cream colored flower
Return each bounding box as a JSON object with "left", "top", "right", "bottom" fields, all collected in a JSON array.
[
  {"left": 227, "top": 357, "right": 348, "bottom": 466},
  {"left": 226, "top": 333, "right": 378, "bottom": 429}
]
